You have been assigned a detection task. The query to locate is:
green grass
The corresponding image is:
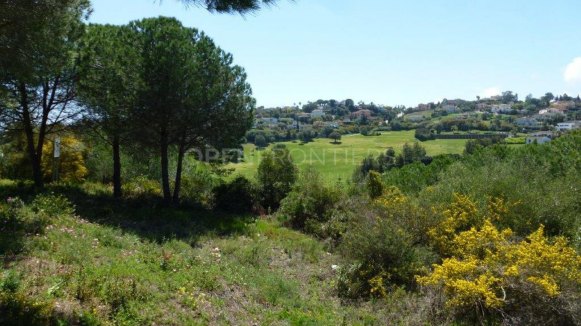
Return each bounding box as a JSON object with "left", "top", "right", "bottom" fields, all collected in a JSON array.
[
  {"left": 229, "top": 130, "right": 467, "bottom": 182},
  {"left": 404, "top": 110, "right": 433, "bottom": 120},
  {"left": 0, "top": 182, "right": 430, "bottom": 325}
]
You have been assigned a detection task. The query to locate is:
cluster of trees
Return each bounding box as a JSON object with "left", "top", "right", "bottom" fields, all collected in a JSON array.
[
  {"left": 463, "top": 136, "right": 505, "bottom": 154},
  {"left": 353, "top": 142, "right": 430, "bottom": 181},
  {"left": 1, "top": 2, "right": 264, "bottom": 205},
  {"left": 78, "top": 18, "right": 254, "bottom": 204},
  {"left": 246, "top": 124, "right": 341, "bottom": 147}
]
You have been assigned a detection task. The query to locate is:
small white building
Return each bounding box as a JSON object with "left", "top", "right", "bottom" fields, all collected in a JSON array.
[
  {"left": 556, "top": 121, "right": 581, "bottom": 131},
  {"left": 526, "top": 136, "right": 551, "bottom": 144},
  {"left": 490, "top": 104, "right": 513, "bottom": 114},
  {"left": 515, "top": 117, "right": 541, "bottom": 129},
  {"left": 310, "top": 109, "right": 325, "bottom": 119}
]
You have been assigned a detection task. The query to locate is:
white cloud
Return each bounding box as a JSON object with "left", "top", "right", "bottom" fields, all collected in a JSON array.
[
  {"left": 481, "top": 87, "right": 501, "bottom": 98},
  {"left": 564, "top": 57, "right": 581, "bottom": 83}
]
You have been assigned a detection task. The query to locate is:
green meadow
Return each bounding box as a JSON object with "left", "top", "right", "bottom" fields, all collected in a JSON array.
[{"left": 228, "top": 130, "right": 467, "bottom": 181}]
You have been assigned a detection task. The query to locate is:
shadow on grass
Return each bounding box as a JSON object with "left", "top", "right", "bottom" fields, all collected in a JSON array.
[
  {"left": 0, "top": 181, "right": 36, "bottom": 266},
  {"left": 0, "top": 180, "right": 255, "bottom": 249}
]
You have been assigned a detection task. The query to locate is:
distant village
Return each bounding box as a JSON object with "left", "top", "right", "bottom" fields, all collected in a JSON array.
[{"left": 248, "top": 92, "right": 581, "bottom": 146}]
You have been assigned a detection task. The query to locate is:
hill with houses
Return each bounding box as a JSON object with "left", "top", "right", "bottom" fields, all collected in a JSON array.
[{"left": 249, "top": 92, "right": 581, "bottom": 146}]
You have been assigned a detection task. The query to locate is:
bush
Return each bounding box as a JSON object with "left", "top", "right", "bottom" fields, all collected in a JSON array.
[
  {"left": 0, "top": 132, "right": 88, "bottom": 183},
  {"left": 352, "top": 148, "right": 397, "bottom": 182},
  {"left": 41, "top": 134, "right": 89, "bottom": 183},
  {"left": 177, "top": 164, "right": 222, "bottom": 208},
  {"left": 338, "top": 215, "right": 434, "bottom": 298},
  {"left": 337, "top": 189, "right": 436, "bottom": 299},
  {"left": 213, "top": 176, "right": 256, "bottom": 213},
  {"left": 463, "top": 136, "right": 504, "bottom": 155},
  {"left": 366, "top": 171, "right": 383, "bottom": 199},
  {"left": 382, "top": 154, "right": 461, "bottom": 194},
  {"left": 418, "top": 194, "right": 581, "bottom": 324},
  {"left": 122, "top": 176, "right": 161, "bottom": 199},
  {"left": 414, "top": 128, "right": 434, "bottom": 141},
  {"left": 254, "top": 134, "right": 267, "bottom": 148},
  {"left": 278, "top": 168, "right": 342, "bottom": 236},
  {"left": 418, "top": 133, "right": 581, "bottom": 246},
  {"left": 30, "top": 193, "right": 75, "bottom": 218},
  {"left": 396, "top": 142, "right": 429, "bottom": 167},
  {"left": 256, "top": 145, "right": 297, "bottom": 210},
  {"left": 0, "top": 194, "right": 71, "bottom": 240}
]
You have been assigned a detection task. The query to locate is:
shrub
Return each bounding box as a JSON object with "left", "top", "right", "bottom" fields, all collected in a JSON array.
[
  {"left": 254, "top": 134, "right": 267, "bottom": 148},
  {"left": 122, "top": 175, "right": 161, "bottom": 199},
  {"left": 414, "top": 128, "right": 434, "bottom": 141},
  {"left": 338, "top": 215, "right": 434, "bottom": 298},
  {"left": 366, "top": 171, "right": 383, "bottom": 199},
  {"left": 463, "top": 136, "right": 504, "bottom": 155},
  {"left": 0, "top": 292, "right": 55, "bottom": 326},
  {"left": 278, "top": 168, "right": 342, "bottom": 236},
  {"left": 256, "top": 145, "right": 297, "bottom": 210},
  {"left": 396, "top": 142, "right": 429, "bottom": 167},
  {"left": 418, "top": 134, "right": 581, "bottom": 246},
  {"left": 30, "top": 193, "right": 75, "bottom": 218},
  {"left": 418, "top": 194, "right": 581, "bottom": 324},
  {"left": 41, "top": 134, "right": 89, "bottom": 183},
  {"left": 213, "top": 176, "right": 256, "bottom": 213},
  {"left": 0, "top": 270, "right": 21, "bottom": 293},
  {"left": 338, "top": 188, "right": 436, "bottom": 299},
  {"left": 177, "top": 164, "right": 222, "bottom": 208},
  {"left": 0, "top": 132, "right": 88, "bottom": 183},
  {"left": 352, "top": 155, "right": 382, "bottom": 182},
  {"left": 0, "top": 194, "right": 69, "bottom": 241}
]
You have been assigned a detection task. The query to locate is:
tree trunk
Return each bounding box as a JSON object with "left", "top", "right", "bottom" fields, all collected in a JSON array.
[
  {"left": 160, "top": 129, "right": 171, "bottom": 205},
  {"left": 112, "top": 134, "right": 122, "bottom": 198},
  {"left": 19, "top": 82, "right": 43, "bottom": 188},
  {"left": 172, "top": 141, "right": 186, "bottom": 206}
]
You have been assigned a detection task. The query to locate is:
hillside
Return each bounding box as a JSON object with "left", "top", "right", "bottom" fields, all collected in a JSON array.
[
  {"left": 2, "top": 132, "right": 581, "bottom": 325},
  {"left": 0, "top": 183, "right": 426, "bottom": 325}
]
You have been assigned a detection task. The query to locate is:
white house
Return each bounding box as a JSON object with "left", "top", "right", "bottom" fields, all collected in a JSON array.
[
  {"left": 526, "top": 136, "right": 551, "bottom": 144},
  {"left": 310, "top": 109, "right": 325, "bottom": 119},
  {"left": 556, "top": 121, "right": 581, "bottom": 131},
  {"left": 441, "top": 104, "right": 459, "bottom": 113},
  {"left": 515, "top": 117, "right": 541, "bottom": 129},
  {"left": 490, "top": 104, "right": 512, "bottom": 114},
  {"left": 529, "top": 131, "right": 554, "bottom": 138}
]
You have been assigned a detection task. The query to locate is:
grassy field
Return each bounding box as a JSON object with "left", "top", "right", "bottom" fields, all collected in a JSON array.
[
  {"left": 0, "top": 182, "right": 426, "bottom": 325},
  {"left": 404, "top": 110, "right": 433, "bottom": 120},
  {"left": 228, "top": 130, "right": 467, "bottom": 181}
]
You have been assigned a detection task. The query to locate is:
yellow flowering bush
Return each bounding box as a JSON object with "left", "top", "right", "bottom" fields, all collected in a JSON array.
[
  {"left": 41, "top": 134, "right": 88, "bottom": 183},
  {"left": 368, "top": 272, "right": 390, "bottom": 299},
  {"left": 419, "top": 194, "right": 581, "bottom": 321},
  {"left": 426, "top": 193, "right": 477, "bottom": 256},
  {"left": 374, "top": 186, "right": 407, "bottom": 208}
]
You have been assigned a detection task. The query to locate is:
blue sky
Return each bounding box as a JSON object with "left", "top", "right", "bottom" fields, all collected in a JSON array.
[{"left": 89, "top": 0, "right": 581, "bottom": 107}]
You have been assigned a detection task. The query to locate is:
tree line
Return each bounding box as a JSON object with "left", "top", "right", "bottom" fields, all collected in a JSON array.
[{"left": 0, "top": 1, "right": 275, "bottom": 205}]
